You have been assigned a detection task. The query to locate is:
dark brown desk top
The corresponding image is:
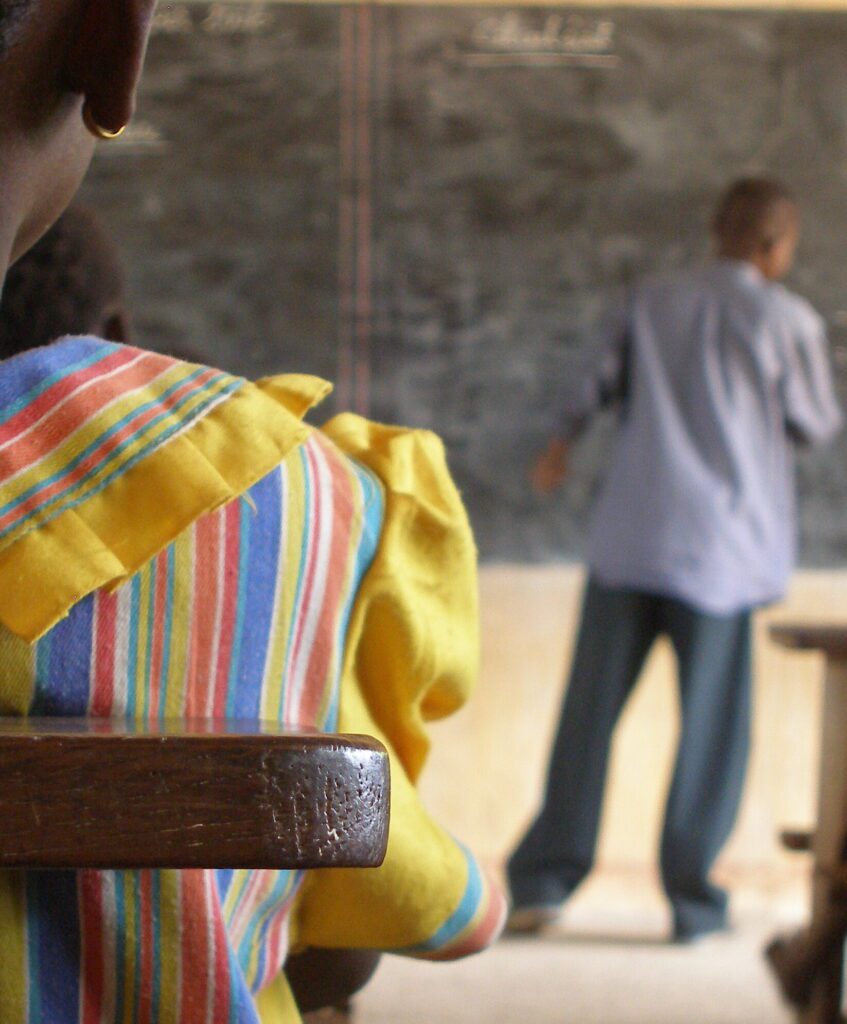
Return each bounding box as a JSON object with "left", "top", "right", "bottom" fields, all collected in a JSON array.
[
  {"left": 0, "top": 719, "right": 390, "bottom": 870},
  {"left": 770, "top": 624, "right": 847, "bottom": 659}
]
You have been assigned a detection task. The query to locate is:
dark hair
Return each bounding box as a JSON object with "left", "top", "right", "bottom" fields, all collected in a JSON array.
[
  {"left": 0, "top": 205, "right": 126, "bottom": 358},
  {"left": 712, "top": 177, "right": 798, "bottom": 258},
  {"left": 0, "top": 0, "right": 36, "bottom": 58}
]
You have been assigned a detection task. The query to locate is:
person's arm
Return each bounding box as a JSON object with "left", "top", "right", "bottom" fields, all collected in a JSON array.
[
  {"left": 533, "top": 303, "right": 630, "bottom": 494},
  {"left": 781, "top": 312, "right": 843, "bottom": 446},
  {"left": 531, "top": 436, "right": 571, "bottom": 493},
  {"left": 292, "top": 417, "right": 508, "bottom": 962}
]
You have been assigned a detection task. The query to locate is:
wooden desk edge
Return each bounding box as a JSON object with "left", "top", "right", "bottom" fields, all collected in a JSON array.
[
  {"left": 769, "top": 623, "right": 847, "bottom": 659},
  {"left": 0, "top": 718, "right": 390, "bottom": 870}
]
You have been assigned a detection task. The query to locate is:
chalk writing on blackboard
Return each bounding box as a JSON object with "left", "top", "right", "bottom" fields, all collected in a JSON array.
[
  {"left": 203, "top": 4, "right": 272, "bottom": 34},
  {"left": 447, "top": 12, "right": 618, "bottom": 68},
  {"left": 152, "top": 2, "right": 274, "bottom": 36},
  {"left": 151, "top": 4, "right": 193, "bottom": 34}
]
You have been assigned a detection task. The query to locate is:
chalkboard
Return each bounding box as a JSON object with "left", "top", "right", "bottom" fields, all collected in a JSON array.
[{"left": 81, "top": 3, "right": 847, "bottom": 564}]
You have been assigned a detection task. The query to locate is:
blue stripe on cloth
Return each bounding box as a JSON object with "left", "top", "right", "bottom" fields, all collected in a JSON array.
[
  {"left": 227, "top": 946, "right": 261, "bottom": 1024},
  {"left": 403, "top": 846, "right": 483, "bottom": 955},
  {"left": 157, "top": 546, "right": 176, "bottom": 719},
  {"left": 236, "top": 871, "right": 293, "bottom": 987},
  {"left": 216, "top": 870, "right": 236, "bottom": 904},
  {"left": 31, "top": 594, "right": 95, "bottom": 715},
  {"left": 323, "top": 461, "right": 384, "bottom": 731},
  {"left": 0, "top": 339, "right": 119, "bottom": 429},
  {"left": 29, "top": 873, "right": 81, "bottom": 1022},
  {"left": 230, "top": 473, "right": 282, "bottom": 720},
  {"left": 224, "top": 499, "right": 251, "bottom": 719},
  {"left": 248, "top": 871, "right": 300, "bottom": 992}
]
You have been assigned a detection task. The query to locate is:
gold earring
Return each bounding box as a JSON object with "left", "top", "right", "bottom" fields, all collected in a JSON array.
[{"left": 82, "top": 101, "right": 128, "bottom": 141}]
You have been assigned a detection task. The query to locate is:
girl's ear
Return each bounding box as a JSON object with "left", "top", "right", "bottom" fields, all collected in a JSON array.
[{"left": 62, "top": 0, "right": 157, "bottom": 135}]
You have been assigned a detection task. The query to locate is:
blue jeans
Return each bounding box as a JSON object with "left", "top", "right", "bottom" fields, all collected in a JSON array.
[{"left": 507, "top": 577, "right": 752, "bottom": 939}]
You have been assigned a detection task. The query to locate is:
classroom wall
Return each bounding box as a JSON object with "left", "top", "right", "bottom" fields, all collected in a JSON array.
[
  {"left": 117, "top": 1, "right": 847, "bottom": 568},
  {"left": 418, "top": 565, "right": 845, "bottom": 891},
  {"left": 233, "top": 0, "right": 847, "bottom": 9}
]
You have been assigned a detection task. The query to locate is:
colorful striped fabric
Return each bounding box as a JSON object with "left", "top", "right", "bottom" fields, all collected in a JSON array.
[
  {"left": 0, "top": 338, "right": 243, "bottom": 553},
  {"left": 402, "top": 847, "right": 508, "bottom": 962},
  {"left": 0, "top": 338, "right": 506, "bottom": 1023},
  {"left": 0, "top": 430, "right": 384, "bottom": 1023}
]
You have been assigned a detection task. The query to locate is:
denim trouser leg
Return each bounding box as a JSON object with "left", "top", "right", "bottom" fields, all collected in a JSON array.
[
  {"left": 660, "top": 602, "right": 752, "bottom": 938},
  {"left": 507, "top": 579, "right": 658, "bottom": 909}
]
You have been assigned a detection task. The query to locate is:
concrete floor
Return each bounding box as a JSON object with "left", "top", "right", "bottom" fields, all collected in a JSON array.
[{"left": 354, "top": 876, "right": 803, "bottom": 1023}]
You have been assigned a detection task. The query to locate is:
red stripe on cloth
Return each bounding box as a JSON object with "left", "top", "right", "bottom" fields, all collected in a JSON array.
[
  {"left": 179, "top": 872, "right": 211, "bottom": 1024},
  {"left": 186, "top": 514, "right": 220, "bottom": 718},
  {"left": 299, "top": 441, "right": 354, "bottom": 725},
  {"left": 0, "top": 367, "right": 221, "bottom": 534},
  {"left": 212, "top": 502, "right": 241, "bottom": 719},
  {"left": 80, "top": 871, "right": 105, "bottom": 1024},
  {"left": 422, "top": 873, "right": 508, "bottom": 962},
  {"left": 0, "top": 351, "right": 175, "bottom": 483},
  {"left": 263, "top": 900, "right": 291, "bottom": 991},
  {"left": 0, "top": 347, "right": 139, "bottom": 445},
  {"left": 211, "top": 879, "right": 232, "bottom": 1024},
  {"left": 283, "top": 442, "right": 325, "bottom": 724},
  {"left": 91, "top": 590, "right": 118, "bottom": 716}
]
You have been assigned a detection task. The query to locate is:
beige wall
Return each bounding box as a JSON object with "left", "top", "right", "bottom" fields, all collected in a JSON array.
[{"left": 418, "top": 566, "right": 847, "bottom": 887}]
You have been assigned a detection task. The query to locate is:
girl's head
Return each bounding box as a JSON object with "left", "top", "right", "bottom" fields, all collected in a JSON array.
[
  {"left": 0, "top": 204, "right": 130, "bottom": 358},
  {"left": 0, "top": 0, "right": 156, "bottom": 277},
  {"left": 712, "top": 177, "right": 800, "bottom": 281}
]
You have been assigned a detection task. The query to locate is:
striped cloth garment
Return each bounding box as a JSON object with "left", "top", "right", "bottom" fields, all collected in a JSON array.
[
  {"left": 0, "top": 337, "right": 506, "bottom": 1024},
  {"left": 0, "top": 338, "right": 243, "bottom": 553}
]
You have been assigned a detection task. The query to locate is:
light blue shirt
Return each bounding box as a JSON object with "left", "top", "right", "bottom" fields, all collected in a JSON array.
[{"left": 560, "top": 260, "right": 843, "bottom": 615}]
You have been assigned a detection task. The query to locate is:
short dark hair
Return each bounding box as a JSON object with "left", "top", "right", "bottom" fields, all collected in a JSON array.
[
  {"left": 0, "top": 205, "right": 126, "bottom": 358},
  {"left": 712, "top": 177, "right": 798, "bottom": 257},
  {"left": 0, "top": 0, "right": 36, "bottom": 59}
]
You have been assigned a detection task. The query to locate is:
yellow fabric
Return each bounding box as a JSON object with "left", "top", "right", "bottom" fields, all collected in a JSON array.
[
  {"left": 292, "top": 414, "right": 481, "bottom": 952},
  {"left": 0, "top": 377, "right": 493, "bottom": 1015},
  {"left": 0, "top": 375, "right": 329, "bottom": 642},
  {"left": 322, "top": 414, "right": 479, "bottom": 782},
  {"left": 256, "top": 973, "right": 302, "bottom": 1024}
]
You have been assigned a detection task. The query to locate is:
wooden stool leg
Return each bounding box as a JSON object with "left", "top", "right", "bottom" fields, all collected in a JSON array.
[
  {"left": 803, "top": 659, "right": 847, "bottom": 1024},
  {"left": 799, "top": 946, "right": 844, "bottom": 1024}
]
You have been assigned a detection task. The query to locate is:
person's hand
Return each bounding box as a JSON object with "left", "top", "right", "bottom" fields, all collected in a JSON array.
[{"left": 531, "top": 439, "right": 570, "bottom": 494}]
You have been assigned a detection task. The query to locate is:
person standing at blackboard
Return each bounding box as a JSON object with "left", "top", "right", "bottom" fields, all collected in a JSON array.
[{"left": 507, "top": 177, "right": 843, "bottom": 942}]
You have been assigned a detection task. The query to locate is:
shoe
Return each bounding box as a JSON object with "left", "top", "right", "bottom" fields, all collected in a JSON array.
[
  {"left": 672, "top": 921, "right": 732, "bottom": 945},
  {"left": 505, "top": 905, "right": 560, "bottom": 935}
]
